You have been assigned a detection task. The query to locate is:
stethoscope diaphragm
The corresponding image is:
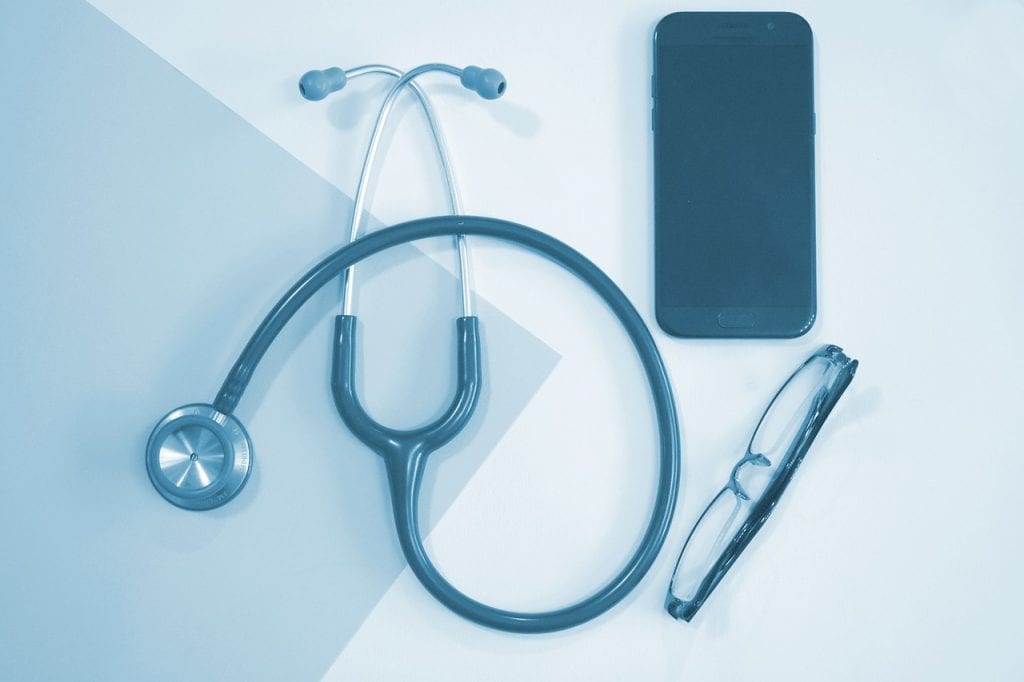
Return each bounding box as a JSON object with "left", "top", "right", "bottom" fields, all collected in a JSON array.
[{"left": 145, "top": 403, "right": 252, "bottom": 510}]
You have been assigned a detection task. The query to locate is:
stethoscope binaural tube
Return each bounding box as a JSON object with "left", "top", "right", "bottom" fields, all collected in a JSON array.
[
  {"left": 206, "top": 215, "right": 681, "bottom": 633},
  {"left": 332, "top": 64, "right": 476, "bottom": 317}
]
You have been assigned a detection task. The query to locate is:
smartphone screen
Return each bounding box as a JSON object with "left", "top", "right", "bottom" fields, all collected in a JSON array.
[{"left": 654, "top": 12, "right": 815, "bottom": 338}]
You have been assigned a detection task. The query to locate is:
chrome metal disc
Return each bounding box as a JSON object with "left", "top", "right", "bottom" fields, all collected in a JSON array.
[{"left": 146, "top": 403, "right": 252, "bottom": 510}]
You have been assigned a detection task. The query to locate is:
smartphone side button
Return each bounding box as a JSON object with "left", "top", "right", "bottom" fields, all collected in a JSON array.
[{"left": 717, "top": 312, "right": 757, "bottom": 328}]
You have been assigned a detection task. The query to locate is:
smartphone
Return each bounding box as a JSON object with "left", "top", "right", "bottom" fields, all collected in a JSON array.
[{"left": 653, "top": 12, "right": 816, "bottom": 338}]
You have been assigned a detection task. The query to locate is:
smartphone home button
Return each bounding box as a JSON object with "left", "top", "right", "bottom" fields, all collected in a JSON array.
[{"left": 717, "top": 312, "right": 757, "bottom": 328}]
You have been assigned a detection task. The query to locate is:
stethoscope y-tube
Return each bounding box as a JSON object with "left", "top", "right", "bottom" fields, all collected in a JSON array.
[{"left": 190, "top": 216, "right": 681, "bottom": 633}]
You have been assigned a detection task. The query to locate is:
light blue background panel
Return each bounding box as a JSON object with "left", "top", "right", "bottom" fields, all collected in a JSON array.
[{"left": 0, "top": 0, "right": 558, "bottom": 679}]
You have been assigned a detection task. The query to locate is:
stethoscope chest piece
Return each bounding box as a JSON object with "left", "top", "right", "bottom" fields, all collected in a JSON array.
[{"left": 145, "top": 404, "right": 252, "bottom": 510}]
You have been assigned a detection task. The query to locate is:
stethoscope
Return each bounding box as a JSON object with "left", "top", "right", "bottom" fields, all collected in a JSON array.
[{"left": 146, "top": 62, "right": 682, "bottom": 634}]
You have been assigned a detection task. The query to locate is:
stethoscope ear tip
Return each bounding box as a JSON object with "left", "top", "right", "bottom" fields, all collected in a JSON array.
[
  {"left": 145, "top": 403, "right": 253, "bottom": 511},
  {"left": 298, "top": 67, "right": 347, "bottom": 102},
  {"left": 459, "top": 66, "right": 507, "bottom": 100}
]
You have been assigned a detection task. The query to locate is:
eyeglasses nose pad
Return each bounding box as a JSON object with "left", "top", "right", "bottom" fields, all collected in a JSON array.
[
  {"left": 727, "top": 467, "right": 751, "bottom": 501},
  {"left": 728, "top": 453, "right": 772, "bottom": 501}
]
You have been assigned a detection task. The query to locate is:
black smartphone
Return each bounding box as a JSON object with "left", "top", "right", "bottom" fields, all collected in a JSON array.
[{"left": 653, "top": 12, "right": 816, "bottom": 338}]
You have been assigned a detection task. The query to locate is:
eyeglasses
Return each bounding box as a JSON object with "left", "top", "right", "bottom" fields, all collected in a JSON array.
[{"left": 666, "top": 344, "right": 858, "bottom": 622}]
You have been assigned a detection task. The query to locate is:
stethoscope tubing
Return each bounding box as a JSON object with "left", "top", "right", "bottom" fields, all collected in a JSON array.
[{"left": 212, "top": 215, "right": 681, "bottom": 633}]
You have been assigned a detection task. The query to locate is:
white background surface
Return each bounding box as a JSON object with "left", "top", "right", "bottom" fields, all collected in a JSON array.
[{"left": 85, "top": 0, "right": 1024, "bottom": 679}]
